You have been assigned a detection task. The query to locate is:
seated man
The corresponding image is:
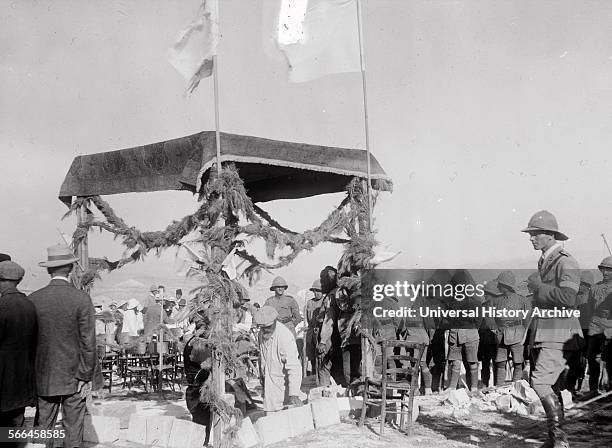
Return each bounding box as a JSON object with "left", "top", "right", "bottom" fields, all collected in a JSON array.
[{"left": 254, "top": 306, "right": 303, "bottom": 413}]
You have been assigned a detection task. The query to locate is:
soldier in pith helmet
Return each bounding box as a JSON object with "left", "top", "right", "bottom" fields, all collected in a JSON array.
[{"left": 522, "top": 210, "right": 582, "bottom": 448}]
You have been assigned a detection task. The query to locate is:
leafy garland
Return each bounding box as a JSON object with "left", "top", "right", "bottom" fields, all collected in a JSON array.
[
  {"left": 65, "top": 164, "right": 377, "bottom": 289},
  {"left": 64, "top": 164, "right": 379, "bottom": 446}
]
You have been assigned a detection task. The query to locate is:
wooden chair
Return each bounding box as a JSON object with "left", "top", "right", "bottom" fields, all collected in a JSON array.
[
  {"left": 174, "top": 352, "right": 185, "bottom": 387},
  {"left": 99, "top": 354, "right": 118, "bottom": 393},
  {"left": 151, "top": 353, "right": 176, "bottom": 392},
  {"left": 359, "top": 340, "right": 427, "bottom": 437},
  {"left": 123, "top": 354, "right": 153, "bottom": 392}
]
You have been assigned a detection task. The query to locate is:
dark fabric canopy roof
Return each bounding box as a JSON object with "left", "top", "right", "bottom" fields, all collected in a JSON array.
[{"left": 59, "top": 131, "right": 392, "bottom": 205}]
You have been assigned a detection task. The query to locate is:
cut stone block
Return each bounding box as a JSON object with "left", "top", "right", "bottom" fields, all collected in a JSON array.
[
  {"left": 168, "top": 418, "right": 210, "bottom": 448},
  {"left": 446, "top": 389, "right": 470, "bottom": 407},
  {"left": 83, "top": 415, "right": 120, "bottom": 444},
  {"left": 127, "top": 414, "right": 148, "bottom": 445},
  {"left": 310, "top": 397, "right": 340, "bottom": 429},
  {"left": 513, "top": 380, "right": 539, "bottom": 403},
  {"left": 254, "top": 411, "right": 291, "bottom": 446},
  {"left": 235, "top": 417, "right": 260, "bottom": 448},
  {"left": 561, "top": 390, "right": 574, "bottom": 409},
  {"left": 146, "top": 415, "right": 174, "bottom": 447},
  {"left": 90, "top": 402, "right": 137, "bottom": 428},
  {"left": 168, "top": 418, "right": 194, "bottom": 448},
  {"left": 286, "top": 405, "right": 314, "bottom": 437},
  {"left": 494, "top": 395, "right": 512, "bottom": 412},
  {"left": 390, "top": 400, "right": 419, "bottom": 425},
  {"left": 308, "top": 386, "right": 334, "bottom": 401},
  {"left": 337, "top": 397, "right": 351, "bottom": 416}
]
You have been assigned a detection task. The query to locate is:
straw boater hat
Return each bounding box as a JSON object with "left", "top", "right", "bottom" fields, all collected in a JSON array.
[{"left": 38, "top": 244, "right": 78, "bottom": 268}]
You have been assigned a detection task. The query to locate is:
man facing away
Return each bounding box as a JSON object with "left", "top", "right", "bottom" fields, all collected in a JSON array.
[
  {"left": 0, "top": 261, "right": 37, "bottom": 444},
  {"left": 490, "top": 270, "right": 532, "bottom": 384},
  {"left": 584, "top": 256, "right": 612, "bottom": 399},
  {"left": 28, "top": 245, "right": 97, "bottom": 448},
  {"left": 522, "top": 210, "right": 582, "bottom": 448},
  {"left": 254, "top": 306, "right": 303, "bottom": 413}
]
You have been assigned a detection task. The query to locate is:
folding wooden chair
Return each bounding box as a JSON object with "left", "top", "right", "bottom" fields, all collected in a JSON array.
[{"left": 359, "top": 340, "right": 426, "bottom": 437}]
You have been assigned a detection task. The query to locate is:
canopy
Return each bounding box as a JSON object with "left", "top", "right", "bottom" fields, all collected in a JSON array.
[{"left": 59, "top": 131, "right": 392, "bottom": 205}]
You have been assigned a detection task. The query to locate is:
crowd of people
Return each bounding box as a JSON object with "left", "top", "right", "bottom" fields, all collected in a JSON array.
[{"left": 2, "top": 210, "right": 612, "bottom": 448}]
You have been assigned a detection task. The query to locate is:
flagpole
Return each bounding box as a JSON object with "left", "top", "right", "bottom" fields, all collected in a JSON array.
[
  {"left": 212, "top": 52, "right": 222, "bottom": 171},
  {"left": 355, "top": 0, "right": 373, "bottom": 232}
]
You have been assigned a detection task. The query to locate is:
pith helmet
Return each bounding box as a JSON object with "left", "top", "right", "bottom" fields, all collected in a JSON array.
[
  {"left": 310, "top": 279, "right": 322, "bottom": 292},
  {"left": 598, "top": 256, "right": 612, "bottom": 270},
  {"left": 580, "top": 271, "right": 595, "bottom": 286},
  {"left": 483, "top": 279, "right": 501, "bottom": 296},
  {"left": 270, "top": 276, "right": 288, "bottom": 291},
  {"left": 496, "top": 270, "right": 517, "bottom": 292},
  {"left": 521, "top": 210, "right": 568, "bottom": 241}
]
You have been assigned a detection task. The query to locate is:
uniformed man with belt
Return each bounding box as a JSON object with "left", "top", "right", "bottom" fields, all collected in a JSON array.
[
  {"left": 489, "top": 271, "right": 532, "bottom": 384},
  {"left": 264, "top": 276, "right": 302, "bottom": 337},
  {"left": 584, "top": 256, "right": 612, "bottom": 399},
  {"left": 522, "top": 210, "right": 582, "bottom": 448}
]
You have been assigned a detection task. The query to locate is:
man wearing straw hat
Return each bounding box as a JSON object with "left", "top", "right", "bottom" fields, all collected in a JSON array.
[
  {"left": 522, "top": 210, "right": 582, "bottom": 448},
  {"left": 29, "top": 244, "right": 97, "bottom": 448}
]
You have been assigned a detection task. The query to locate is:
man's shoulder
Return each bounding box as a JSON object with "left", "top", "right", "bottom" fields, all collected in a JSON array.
[{"left": 554, "top": 250, "right": 579, "bottom": 270}]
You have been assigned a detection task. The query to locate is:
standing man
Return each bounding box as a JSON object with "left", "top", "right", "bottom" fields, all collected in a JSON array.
[
  {"left": 480, "top": 279, "right": 501, "bottom": 388},
  {"left": 264, "top": 276, "right": 302, "bottom": 338},
  {"left": 254, "top": 306, "right": 303, "bottom": 413},
  {"left": 490, "top": 271, "right": 532, "bottom": 384},
  {"left": 0, "top": 261, "right": 37, "bottom": 439},
  {"left": 305, "top": 279, "right": 326, "bottom": 376},
  {"left": 29, "top": 245, "right": 97, "bottom": 448},
  {"left": 522, "top": 210, "right": 582, "bottom": 448},
  {"left": 584, "top": 257, "right": 612, "bottom": 399}
]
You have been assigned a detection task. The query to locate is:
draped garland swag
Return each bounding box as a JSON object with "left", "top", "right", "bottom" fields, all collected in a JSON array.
[{"left": 63, "top": 164, "right": 378, "bottom": 447}]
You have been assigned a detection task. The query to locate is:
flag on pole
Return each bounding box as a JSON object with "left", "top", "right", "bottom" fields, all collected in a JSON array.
[
  {"left": 276, "top": 0, "right": 361, "bottom": 83},
  {"left": 168, "top": 0, "right": 219, "bottom": 93}
]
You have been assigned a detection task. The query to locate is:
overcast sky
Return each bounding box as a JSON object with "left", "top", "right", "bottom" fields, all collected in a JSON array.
[{"left": 2, "top": 0, "right": 612, "bottom": 293}]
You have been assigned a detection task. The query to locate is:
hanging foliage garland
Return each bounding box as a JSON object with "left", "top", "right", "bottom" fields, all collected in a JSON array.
[{"left": 64, "top": 164, "right": 379, "bottom": 446}]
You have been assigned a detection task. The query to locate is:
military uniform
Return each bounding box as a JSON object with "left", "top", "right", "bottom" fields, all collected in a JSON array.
[
  {"left": 586, "top": 279, "right": 612, "bottom": 392},
  {"left": 264, "top": 294, "right": 302, "bottom": 337},
  {"left": 305, "top": 296, "right": 326, "bottom": 373},
  {"left": 530, "top": 244, "right": 582, "bottom": 398},
  {"left": 490, "top": 291, "right": 531, "bottom": 383}
]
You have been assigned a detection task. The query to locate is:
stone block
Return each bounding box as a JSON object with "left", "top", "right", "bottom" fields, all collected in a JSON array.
[
  {"left": 310, "top": 397, "right": 340, "bottom": 429},
  {"left": 90, "top": 401, "right": 137, "bottom": 429},
  {"left": 127, "top": 414, "right": 147, "bottom": 445},
  {"left": 513, "top": 380, "right": 539, "bottom": 403},
  {"left": 235, "top": 417, "right": 260, "bottom": 448},
  {"left": 446, "top": 389, "right": 470, "bottom": 407},
  {"left": 307, "top": 386, "right": 334, "bottom": 401},
  {"left": 337, "top": 397, "right": 351, "bottom": 416},
  {"left": 286, "top": 405, "right": 314, "bottom": 437},
  {"left": 254, "top": 412, "right": 291, "bottom": 446},
  {"left": 83, "top": 415, "right": 120, "bottom": 444},
  {"left": 390, "top": 400, "right": 419, "bottom": 425},
  {"left": 145, "top": 415, "right": 174, "bottom": 447},
  {"left": 561, "top": 390, "right": 574, "bottom": 409},
  {"left": 168, "top": 418, "right": 209, "bottom": 448},
  {"left": 494, "top": 395, "right": 512, "bottom": 412}
]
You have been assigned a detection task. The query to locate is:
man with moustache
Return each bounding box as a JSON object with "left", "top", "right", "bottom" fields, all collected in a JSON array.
[{"left": 522, "top": 211, "right": 582, "bottom": 448}]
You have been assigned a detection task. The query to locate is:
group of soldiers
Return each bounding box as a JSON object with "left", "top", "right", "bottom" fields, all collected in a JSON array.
[{"left": 3, "top": 210, "right": 612, "bottom": 448}]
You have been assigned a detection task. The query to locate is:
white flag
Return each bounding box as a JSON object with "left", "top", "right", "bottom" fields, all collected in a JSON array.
[
  {"left": 277, "top": 0, "right": 361, "bottom": 83},
  {"left": 168, "top": 0, "right": 219, "bottom": 93}
]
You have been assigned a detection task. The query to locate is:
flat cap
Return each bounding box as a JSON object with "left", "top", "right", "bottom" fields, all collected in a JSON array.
[
  {"left": 252, "top": 306, "right": 279, "bottom": 327},
  {"left": 0, "top": 261, "right": 25, "bottom": 281}
]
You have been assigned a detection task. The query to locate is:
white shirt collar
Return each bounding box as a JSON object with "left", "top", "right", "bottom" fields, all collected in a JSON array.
[
  {"left": 51, "top": 276, "right": 70, "bottom": 282},
  {"left": 541, "top": 242, "right": 563, "bottom": 261}
]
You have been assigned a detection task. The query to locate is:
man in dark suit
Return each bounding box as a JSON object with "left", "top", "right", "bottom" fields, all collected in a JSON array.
[
  {"left": 29, "top": 245, "right": 96, "bottom": 448},
  {"left": 0, "top": 261, "right": 37, "bottom": 443}
]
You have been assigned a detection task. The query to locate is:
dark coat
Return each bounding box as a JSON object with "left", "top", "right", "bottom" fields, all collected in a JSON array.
[
  {"left": 28, "top": 279, "right": 97, "bottom": 396},
  {"left": 0, "top": 287, "right": 37, "bottom": 411}
]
